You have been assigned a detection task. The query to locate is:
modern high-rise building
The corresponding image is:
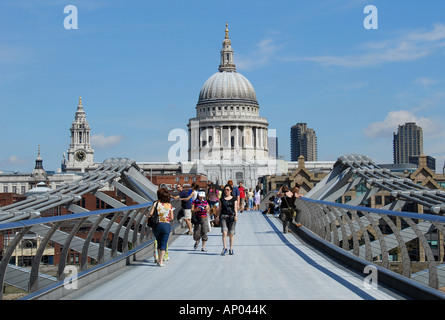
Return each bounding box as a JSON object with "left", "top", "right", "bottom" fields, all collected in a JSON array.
[
  {"left": 267, "top": 135, "right": 278, "bottom": 159},
  {"left": 290, "top": 123, "right": 317, "bottom": 162},
  {"left": 393, "top": 122, "right": 423, "bottom": 164}
]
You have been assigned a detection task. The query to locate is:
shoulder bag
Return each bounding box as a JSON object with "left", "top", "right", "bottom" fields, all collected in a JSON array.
[
  {"left": 147, "top": 201, "right": 159, "bottom": 228},
  {"left": 282, "top": 194, "right": 297, "bottom": 219},
  {"left": 221, "top": 197, "right": 235, "bottom": 221}
]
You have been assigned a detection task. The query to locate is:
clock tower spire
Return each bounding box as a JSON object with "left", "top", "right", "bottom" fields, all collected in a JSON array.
[{"left": 65, "top": 97, "right": 95, "bottom": 172}]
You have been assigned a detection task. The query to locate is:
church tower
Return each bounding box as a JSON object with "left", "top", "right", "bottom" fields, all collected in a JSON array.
[
  {"left": 30, "top": 146, "right": 48, "bottom": 188},
  {"left": 65, "top": 97, "right": 94, "bottom": 172}
]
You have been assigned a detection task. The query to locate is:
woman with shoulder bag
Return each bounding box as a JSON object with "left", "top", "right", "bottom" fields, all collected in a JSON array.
[
  {"left": 217, "top": 184, "right": 238, "bottom": 255},
  {"left": 277, "top": 185, "right": 301, "bottom": 233},
  {"left": 147, "top": 187, "right": 174, "bottom": 267}
]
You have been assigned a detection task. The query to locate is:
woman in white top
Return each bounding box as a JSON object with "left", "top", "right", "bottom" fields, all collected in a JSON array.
[{"left": 253, "top": 185, "right": 261, "bottom": 211}]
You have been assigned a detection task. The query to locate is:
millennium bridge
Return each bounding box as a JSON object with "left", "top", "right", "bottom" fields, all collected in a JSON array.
[{"left": 1, "top": 155, "right": 445, "bottom": 300}]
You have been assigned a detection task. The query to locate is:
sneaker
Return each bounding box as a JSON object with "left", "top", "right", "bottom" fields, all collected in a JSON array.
[
  {"left": 194, "top": 242, "right": 199, "bottom": 250},
  {"left": 201, "top": 248, "right": 207, "bottom": 252},
  {"left": 229, "top": 249, "right": 234, "bottom": 255},
  {"left": 221, "top": 248, "right": 228, "bottom": 256}
]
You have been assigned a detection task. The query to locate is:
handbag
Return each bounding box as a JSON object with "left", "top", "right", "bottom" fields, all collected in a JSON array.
[
  {"left": 282, "top": 195, "right": 297, "bottom": 218},
  {"left": 191, "top": 213, "right": 199, "bottom": 225},
  {"left": 147, "top": 201, "right": 159, "bottom": 228}
]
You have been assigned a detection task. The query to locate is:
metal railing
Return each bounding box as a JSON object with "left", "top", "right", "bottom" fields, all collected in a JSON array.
[
  {"left": 0, "top": 199, "right": 183, "bottom": 300},
  {"left": 295, "top": 197, "right": 445, "bottom": 294}
]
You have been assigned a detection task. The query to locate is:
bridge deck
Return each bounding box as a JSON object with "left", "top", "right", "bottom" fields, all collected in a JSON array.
[{"left": 64, "top": 212, "right": 404, "bottom": 300}]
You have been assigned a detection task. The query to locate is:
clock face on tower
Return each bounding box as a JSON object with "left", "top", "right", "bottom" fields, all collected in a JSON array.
[{"left": 75, "top": 150, "right": 86, "bottom": 162}]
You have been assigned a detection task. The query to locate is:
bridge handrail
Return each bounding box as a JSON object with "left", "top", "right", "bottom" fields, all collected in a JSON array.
[
  {"left": 301, "top": 197, "right": 445, "bottom": 224},
  {"left": 0, "top": 202, "right": 153, "bottom": 232},
  {"left": 0, "top": 199, "right": 183, "bottom": 300},
  {"left": 295, "top": 196, "right": 445, "bottom": 296}
]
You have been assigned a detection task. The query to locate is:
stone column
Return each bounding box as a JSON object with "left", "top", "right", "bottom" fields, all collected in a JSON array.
[{"left": 235, "top": 126, "right": 239, "bottom": 148}]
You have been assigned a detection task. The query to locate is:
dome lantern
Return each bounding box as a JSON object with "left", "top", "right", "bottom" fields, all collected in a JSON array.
[{"left": 218, "top": 22, "right": 236, "bottom": 73}]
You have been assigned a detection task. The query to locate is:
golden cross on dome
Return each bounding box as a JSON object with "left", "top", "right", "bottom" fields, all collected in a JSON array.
[{"left": 225, "top": 22, "right": 229, "bottom": 39}]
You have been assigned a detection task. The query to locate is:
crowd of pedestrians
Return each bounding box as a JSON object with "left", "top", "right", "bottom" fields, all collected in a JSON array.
[{"left": 148, "top": 179, "right": 303, "bottom": 267}]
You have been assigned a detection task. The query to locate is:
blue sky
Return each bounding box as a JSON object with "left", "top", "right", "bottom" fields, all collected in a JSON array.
[{"left": 1, "top": 0, "right": 445, "bottom": 172}]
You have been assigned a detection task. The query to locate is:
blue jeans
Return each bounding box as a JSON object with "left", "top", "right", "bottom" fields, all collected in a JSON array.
[
  {"left": 248, "top": 198, "right": 254, "bottom": 210},
  {"left": 153, "top": 222, "right": 171, "bottom": 250}
]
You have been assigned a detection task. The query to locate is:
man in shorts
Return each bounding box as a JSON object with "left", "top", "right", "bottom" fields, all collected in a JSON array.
[{"left": 176, "top": 184, "right": 193, "bottom": 234}]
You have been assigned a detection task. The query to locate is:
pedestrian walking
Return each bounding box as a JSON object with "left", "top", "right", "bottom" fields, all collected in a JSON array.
[
  {"left": 191, "top": 191, "right": 210, "bottom": 252},
  {"left": 248, "top": 188, "right": 254, "bottom": 210},
  {"left": 277, "top": 184, "right": 302, "bottom": 233},
  {"left": 238, "top": 182, "right": 246, "bottom": 212},
  {"left": 173, "top": 184, "right": 193, "bottom": 235},
  {"left": 218, "top": 184, "right": 238, "bottom": 255},
  {"left": 228, "top": 180, "right": 240, "bottom": 212},
  {"left": 148, "top": 187, "right": 174, "bottom": 267},
  {"left": 253, "top": 185, "right": 261, "bottom": 211},
  {"left": 291, "top": 183, "right": 303, "bottom": 225},
  {"left": 207, "top": 182, "right": 220, "bottom": 225}
]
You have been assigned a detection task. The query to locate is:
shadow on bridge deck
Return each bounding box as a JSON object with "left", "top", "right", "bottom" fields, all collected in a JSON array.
[{"left": 62, "top": 212, "right": 405, "bottom": 300}]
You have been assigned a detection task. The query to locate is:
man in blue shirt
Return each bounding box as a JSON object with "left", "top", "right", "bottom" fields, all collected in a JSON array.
[{"left": 175, "top": 184, "right": 193, "bottom": 235}]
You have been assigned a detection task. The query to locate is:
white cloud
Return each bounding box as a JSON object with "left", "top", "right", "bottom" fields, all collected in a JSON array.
[
  {"left": 364, "top": 110, "right": 439, "bottom": 139},
  {"left": 414, "top": 77, "right": 437, "bottom": 90},
  {"left": 287, "top": 23, "right": 445, "bottom": 68},
  {"left": 237, "top": 38, "right": 284, "bottom": 71},
  {"left": 0, "top": 155, "right": 27, "bottom": 168},
  {"left": 91, "top": 133, "right": 124, "bottom": 149}
]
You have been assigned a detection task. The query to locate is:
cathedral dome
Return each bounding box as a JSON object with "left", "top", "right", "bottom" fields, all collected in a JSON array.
[
  {"left": 197, "top": 23, "right": 258, "bottom": 106},
  {"left": 198, "top": 71, "right": 257, "bottom": 105}
]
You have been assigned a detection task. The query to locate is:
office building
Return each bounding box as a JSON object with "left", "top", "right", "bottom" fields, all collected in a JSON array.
[
  {"left": 290, "top": 123, "right": 317, "bottom": 162},
  {"left": 393, "top": 122, "right": 423, "bottom": 164}
]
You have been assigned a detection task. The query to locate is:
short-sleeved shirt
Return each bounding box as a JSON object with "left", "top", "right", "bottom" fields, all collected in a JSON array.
[
  {"left": 188, "top": 189, "right": 197, "bottom": 205},
  {"left": 232, "top": 186, "right": 240, "bottom": 198},
  {"left": 192, "top": 199, "right": 208, "bottom": 217},
  {"left": 156, "top": 202, "right": 172, "bottom": 223},
  {"left": 179, "top": 190, "right": 192, "bottom": 209},
  {"left": 239, "top": 187, "right": 245, "bottom": 198}
]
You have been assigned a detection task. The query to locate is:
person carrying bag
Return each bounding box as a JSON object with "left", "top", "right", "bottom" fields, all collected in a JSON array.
[
  {"left": 147, "top": 188, "right": 174, "bottom": 267},
  {"left": 277, "top": 185, "right": 301, "bottom": 233},
  {"left": 217, "top": 184, "right": 238, "bottom": 256}
]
